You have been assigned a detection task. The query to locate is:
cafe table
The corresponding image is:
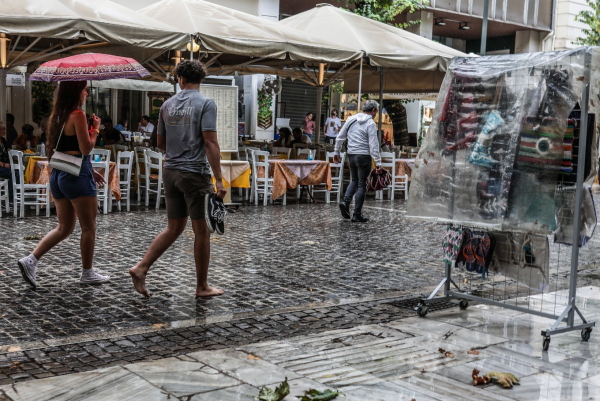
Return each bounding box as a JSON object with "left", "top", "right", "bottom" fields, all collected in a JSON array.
[{"left": 258, "top": 159, "right": 332, "bottom": 202}]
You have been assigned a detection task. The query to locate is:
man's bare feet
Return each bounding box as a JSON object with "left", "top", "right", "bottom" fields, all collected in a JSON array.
[
  {"left": 195, "top": 285, "right": 224, "bottom": 298},
  {"left": 129, "top": 266, "right": 150, "bottom": 298}
]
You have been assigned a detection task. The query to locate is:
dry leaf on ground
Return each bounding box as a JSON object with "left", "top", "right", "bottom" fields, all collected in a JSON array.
[
  {"left": 472, "top": 368, "right": 487, "bottom": 386},
  {"left": 297, "top": 389, "right": 344, "bottom": 400},
  {"left": 438, "top": 347, "right": 454, "bottom": 358},
  {"left": 248, "top": 354, "right": 261, "bottom": 360},
  {"left": 467, "top": 350, "right": 480, "bottom": 355},
  {"left": 254, "top": 378, "right": 289, "bottom": 401},
  {"left": 484, "top": 371, "right": 520, "bottom": 389}
]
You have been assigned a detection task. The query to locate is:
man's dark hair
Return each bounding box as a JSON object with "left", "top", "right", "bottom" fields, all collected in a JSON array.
[
  {"left": 292, "top": 127, "right": 302, "bottom": 135},
  {"left": 141, "top": 115, "right": 150, "bottom": 122},
  {"left": 102, "top": 117, "right": 113, "bottom": 124},
  {"left": 22, "top": 124, "right": 34, "bottom": 135},
  {"left": 174, "top": 60, "right": 208, "bottom": 84},
  {"left": 6, "top": 114, "right": 14, "bottom": 124}
]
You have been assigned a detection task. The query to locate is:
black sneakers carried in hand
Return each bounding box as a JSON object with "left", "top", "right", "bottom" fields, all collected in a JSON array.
[{"left": 205, "top": 193, "right": 227, "bottom": 235}]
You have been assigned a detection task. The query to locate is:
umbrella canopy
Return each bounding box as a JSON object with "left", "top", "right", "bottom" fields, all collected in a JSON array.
[
  {"left": 279, "top": 4, "right": 467, "bottom": 71},
  {"left": 29, "top": 53, "right": 150, "bottom": 81},
  {"left": 0, "top": 0, "right": 189, "bottom": 50},
  {"left": 138, "top": 0, "right": 361, "bottom": 63}
]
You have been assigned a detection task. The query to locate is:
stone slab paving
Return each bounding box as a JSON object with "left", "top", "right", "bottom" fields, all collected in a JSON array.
[{"left": 2, "top": 286, "right": 599, "bottom": 400}]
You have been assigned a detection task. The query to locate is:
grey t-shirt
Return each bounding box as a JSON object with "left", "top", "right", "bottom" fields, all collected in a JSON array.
[{"left": 157, "top": 89, "right": 217, "bottom": 174}]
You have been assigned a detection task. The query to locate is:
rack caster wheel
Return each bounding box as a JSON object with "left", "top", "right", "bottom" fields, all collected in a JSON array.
[
  {"left": 543, "top": 337, "right": 551, "bottom": 351},
  {"left": 459, "top": 299, "right": 469, "bottom": 310},
  {"left": 581, "top": 328, "right": 592, "bottom": 342},
  {"left": 416, "top": 304, "right": 428, "bottom": 318}
]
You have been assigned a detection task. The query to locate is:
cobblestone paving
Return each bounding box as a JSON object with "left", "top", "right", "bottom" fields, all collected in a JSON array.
[
  {"left": 0, "top": 295, "right": 422, "bottom": 385},
  {"left": 0, "top": 198, "right": 443, "bottom": 347}
]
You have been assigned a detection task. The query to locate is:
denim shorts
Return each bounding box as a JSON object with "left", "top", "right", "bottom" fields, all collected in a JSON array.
[{"left": 50, "top": 155, "right": 97, "bottom": 200}]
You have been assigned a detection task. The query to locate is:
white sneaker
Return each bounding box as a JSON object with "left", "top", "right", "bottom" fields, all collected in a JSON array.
[
  {"left": 80, "top": 269, "right": 110, "bottom": 284},
  {"left": 18, "top": 256, "right": 37, "bottom": 289}
]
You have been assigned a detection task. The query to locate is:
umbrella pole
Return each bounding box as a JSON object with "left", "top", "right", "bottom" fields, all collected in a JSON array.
[
  {"left": 190, "top": 36, "right": 194, "bottom": 61},
  {"left": 91, "top": 80, "right": 96, "bottom": 116},
  {"left": 357, "top": 56, "right": 363, "bottom": 111},
  {"left": 378, "top": 67, "right": 384, "bottom": 146}
]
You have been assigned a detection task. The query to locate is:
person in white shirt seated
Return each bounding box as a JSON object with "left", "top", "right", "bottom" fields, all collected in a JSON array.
[
  {"left": 137, "top": 115, "right": 154, "bottom": 138},
  {"left": 324, "top": 109, "right": 342, "bottom": 144}
]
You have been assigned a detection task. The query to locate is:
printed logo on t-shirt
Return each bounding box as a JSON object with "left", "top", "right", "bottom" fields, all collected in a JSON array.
[{"left": 167, "top": 106, "right": 193, "bottom": 126}]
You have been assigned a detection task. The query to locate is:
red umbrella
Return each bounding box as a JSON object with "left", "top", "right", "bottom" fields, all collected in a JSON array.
[{"left": 29, "top": 53, "right": 150, "bottom": 82}]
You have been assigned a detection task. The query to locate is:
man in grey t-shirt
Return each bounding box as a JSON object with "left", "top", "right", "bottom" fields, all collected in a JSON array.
[{"left": 129, "top": 60, "right": 227, "bottom": 299}]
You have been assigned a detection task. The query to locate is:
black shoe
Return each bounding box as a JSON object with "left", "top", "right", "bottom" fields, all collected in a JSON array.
[
  {"left": 205, "top": 193, "right": 227, "bottom": 235},
  {"left": 339, "top": 200, "right": 351, "bottom": 220},
  {"left": 352, "top": 213, "right": 369, "bottom": 223}
]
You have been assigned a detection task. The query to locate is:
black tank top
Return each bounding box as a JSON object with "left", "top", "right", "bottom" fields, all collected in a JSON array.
[{"left": 55, "top": 115, "right": 81, "bottom": 153}]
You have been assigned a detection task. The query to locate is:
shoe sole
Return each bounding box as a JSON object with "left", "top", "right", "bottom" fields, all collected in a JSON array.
[
  {"left": 215, "top": 200, "right": 225, "bottom": 235},
  {"left": 204, "top": 195, "right": 216, "bottom": 233},
  {"left": 339, "top": 204, "right": 351, "bottom": 220},
  {"left": 80, "top": 279, "right": 110, "bottom": 285},
  {"left": 18, "top": 261, "right": 36, "bottom": 289}
]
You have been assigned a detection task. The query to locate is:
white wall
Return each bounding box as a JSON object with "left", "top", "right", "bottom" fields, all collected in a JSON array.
[
  {"left": 555, "top": 0, "right": 591, "bottom": 49},
  {"left": 404, "top": 101, "right": 420, "bottom": 134}
]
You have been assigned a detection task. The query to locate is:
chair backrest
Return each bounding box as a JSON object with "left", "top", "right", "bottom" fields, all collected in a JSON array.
[
  {"left": 297, "top": 148, "right": 314, "bottom": 159},
  {"left": 91, "top": 148, "right": 111, "bottom": 162},
  {"left": 272, "top": 147, "right": 291, "bottom": 158},
  {"left": 306, "top": 144, "right": 321, "bottom": 160},
  {"left": 144, "top": 149, "right": 163, "bottom": 174},
  {"left": 380, "top": 151, "right": 395, "bottom": 168},
  {"left": 91, "top": 156, "right": 110, "bottom": 185},
  {"left": 8, "top": 150, "right": 24, "bottom": 191},
  {"left": 326, "top": 151, "right": 346, "bottom": 181},
  {"left": 245, "top": 147, "right": 260, "bottom": 164},
  {"left": 134, "top": 146, "right": 146, "bottom": 174},
  {"left": 117, "top": 151, "right": 134, "bottom": 184}
]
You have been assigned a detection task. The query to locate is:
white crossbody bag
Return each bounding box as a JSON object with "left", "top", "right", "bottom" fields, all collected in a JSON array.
[{"left": 48, "top": 123, "right": 82, "bottom": 177}]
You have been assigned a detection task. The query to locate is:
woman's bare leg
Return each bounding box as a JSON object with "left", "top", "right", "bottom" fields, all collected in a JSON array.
[
  {"left": 70, "top": 196, "right": 98, "bottom": 270},
  {"left": 32, "top": 198, "right": 76, "bottom": 260}
]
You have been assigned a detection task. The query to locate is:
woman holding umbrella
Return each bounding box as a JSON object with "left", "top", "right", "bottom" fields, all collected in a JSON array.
[{"left": 17, "top": 54, "right": 149, "bottom": 289}]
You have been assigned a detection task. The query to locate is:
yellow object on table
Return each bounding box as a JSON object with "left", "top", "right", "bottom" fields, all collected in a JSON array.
[{"left": 24, "top": 156, "right": 48, "bottom": 184}]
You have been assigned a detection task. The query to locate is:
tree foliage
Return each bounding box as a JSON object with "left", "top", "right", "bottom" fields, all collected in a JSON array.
[
  {"left": 339, "top": 0, "right": 427, "bottom": 28},
  {"left": 575, "top": 0, "right": 600, "bottom": 46}
]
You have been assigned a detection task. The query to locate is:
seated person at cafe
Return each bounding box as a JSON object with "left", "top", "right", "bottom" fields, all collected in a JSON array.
[
  {"left": 273, "top": 127, "right": 293, "bottom": 148},
  {"left": 289, "top": 127, "right": 312, "bottom": 147},
  {"left": 0, "top": 121, "right": 15, "bottom": 199},
  {"left": 114, "top": 119, "right": 128, "bottom": 132},
  {"left": 14, "top": 124, "right": 37, "bottom": 150},
  {"left": 137, "top": 115, "right": 154, "bottom": 137},
  {"left": 97, "top": 117, "right": 125, "bottom": 145}
]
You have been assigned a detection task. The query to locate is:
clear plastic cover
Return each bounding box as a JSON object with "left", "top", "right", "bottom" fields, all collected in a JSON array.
[{"left": 407, "top": 48, "right": 592, "bottom": 234}]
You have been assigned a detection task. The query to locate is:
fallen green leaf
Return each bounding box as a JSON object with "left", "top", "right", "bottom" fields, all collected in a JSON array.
[
  {"left": 254, "top": 377, "right": 290, "bottom": 401},
  {"left": 297, "top": 389, "right": 344, "bottom": 401}
]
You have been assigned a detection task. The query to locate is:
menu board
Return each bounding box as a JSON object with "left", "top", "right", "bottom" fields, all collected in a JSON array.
[{"left": 199, "top": 84, "right": 238, "bottom": 152}]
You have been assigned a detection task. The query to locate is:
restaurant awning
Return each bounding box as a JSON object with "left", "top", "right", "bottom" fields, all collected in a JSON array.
[
  {"left": 138, "top": 0, "right": 362, "bottom": 64},
  {"left": 87, "top": 79, "right": 175, "bottom": 93},
  {"left": 278, "top": 4, "right": 470, "bottom": 93},
  {"left": 0, "top": 0, "right": 190, "bottom": 51},
  {"left": 279, "top": 4, "right": 467, "bottom": 71}
]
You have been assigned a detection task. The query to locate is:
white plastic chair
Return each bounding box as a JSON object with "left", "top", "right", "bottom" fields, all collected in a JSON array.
[
  {"left": 116, "top": 151, "right": 134, "bottom": 212},
  {"left": 91, "top": 148, "right": 111, "bottom": 163},
  {"left": 144, "top": 149, "right": 165, "bottom": 210},
  {"left": 245, "top": 147, "right": 260, "bottom": 201},
  {"left": 251, "top": 150, "right": 283, "bottom": 206},
  {"left": 8, "top": 150, "right": 51, "bottom": 217},
  {"left": 376, "top": 152, "right": 396, "bottom": 200},
  {"left": 296, "top": 148, "right": 315, "bottom": 159},
  {"left": 91, "top": 158, "right": 111, "bottom": 215},
  {"left": 393, "top": 173, "right": 409, "bottom": 200},
  {"left": 134, "top": 146, "right": 147, "bottom": 202},
  {"left": 0, "top": 179, "right": 10, "bottom": 217},
  {"left": 312, "top": 152, "right": 346, "bottom": 204},
  {"left": 272, "top": 147, "right": 291, "bottom": 159}
]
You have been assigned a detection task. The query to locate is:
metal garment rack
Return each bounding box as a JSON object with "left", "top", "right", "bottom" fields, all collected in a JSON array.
[{"left": 417, "top": 54, "right": 595, "bottom": 351}]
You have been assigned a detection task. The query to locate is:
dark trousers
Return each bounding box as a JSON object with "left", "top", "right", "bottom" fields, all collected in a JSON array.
[
  {"left": 0, "top": 167, "right": 14, "bottom": 200},
  {"left": 325, "top": 136, "right": 336, "bottom": 144},
  {"left": 344, "top": 154, "right": 372, "bottom": 215}
]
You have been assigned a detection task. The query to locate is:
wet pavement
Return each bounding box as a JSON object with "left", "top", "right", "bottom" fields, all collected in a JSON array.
[
  {"left": 0, "top": 199, "right": 444, "bottom": 346},
  {"left": 1, "top": 195, "right": 600, "bottom": 390},
  {"left": 2, "top": 286, "right": 599, "bottom": 400}
]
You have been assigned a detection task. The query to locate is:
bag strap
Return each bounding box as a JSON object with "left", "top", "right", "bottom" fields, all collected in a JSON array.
[{"left": 54, "top": 123, "right": 66, "bottom": 151}]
